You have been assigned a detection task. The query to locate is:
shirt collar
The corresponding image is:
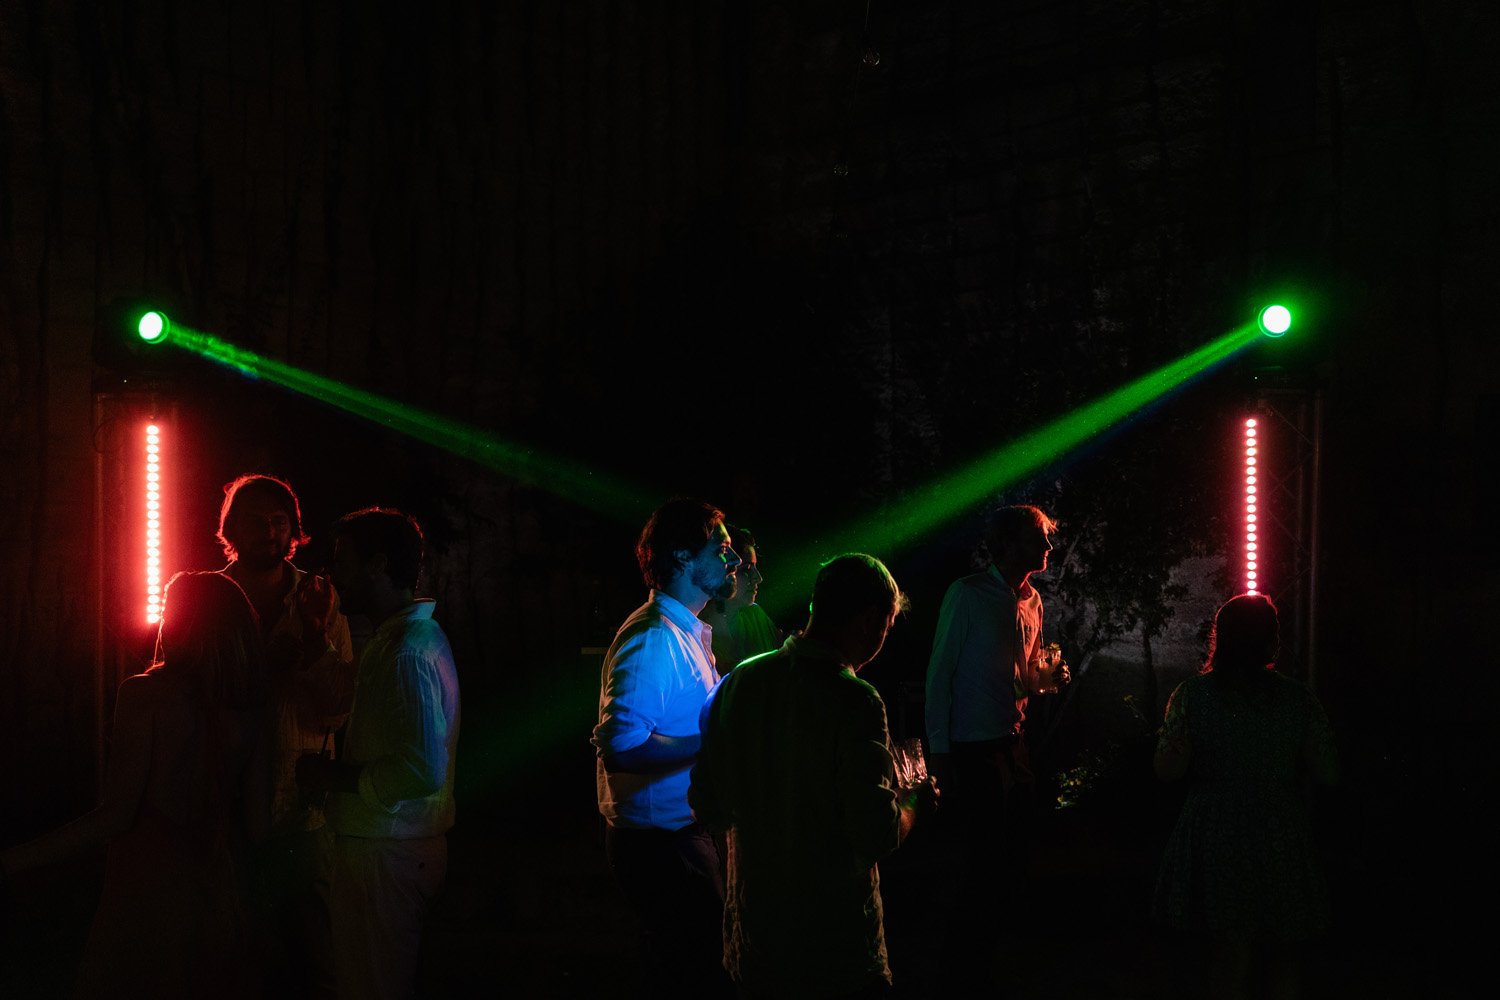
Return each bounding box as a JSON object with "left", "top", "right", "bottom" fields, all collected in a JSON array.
[
  {"left": 649, "top": 591, "right": 707, "bottom": 635},
  {"left": 784, "top": 633, "right": 850, "bottom": 669},
  {"left": 373, "top": 599, "right": 437, "bottom": 639},
  {"left": 988, "top": 563, "right": 1033, "bottom": 600}
]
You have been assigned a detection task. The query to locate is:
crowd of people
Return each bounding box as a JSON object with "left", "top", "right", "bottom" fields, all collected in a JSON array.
[
  {"left": 1, "top": 475, "right": 460, "bottom": 1000},
  {"left": 0, "top": 484, "right": 1339, "bottom": 999},
  {"left": 594, "top": 497, "right": 1339, "bottom": 1000}
]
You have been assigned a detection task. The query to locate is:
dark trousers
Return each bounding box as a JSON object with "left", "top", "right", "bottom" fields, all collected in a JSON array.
[
  {"left": 935, "top": 736, "right": 1037, "bottom": 997},
  {"left": 251, "top": 828, "right": 336, "bottom": 999},
  {"left": 605, "top": 822, "right": 731, "bottom": 999}
]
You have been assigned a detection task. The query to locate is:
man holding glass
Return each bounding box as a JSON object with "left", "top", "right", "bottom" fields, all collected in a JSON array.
[
  {"left": 692, "top": 554, "right": 938, "bottom": 998},
  {"left": 923, "top": 503, "right": 1069, "bottom": 992}
]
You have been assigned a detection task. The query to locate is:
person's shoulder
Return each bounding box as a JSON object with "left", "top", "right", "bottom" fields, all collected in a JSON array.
[
  {"left": 118, "top": 670, "right": 159, "bottom": 696},
  {"left": 1266, "top": 670, "right": 1322, "bottom": 706},
  {"left": 949, "top": 569, "right": 1003, "bottom": 597},
  {"left": 116, "top": 670, "right": 173, "bottom": 714},
  {"left": 831, "top": 668, "right": 887, "bottom": 713},
  {"left": 607, "top": 606, "right": 691, "bottom": 667},
  {"left": 1169, "top": 671, "right": 1210, "bottom": 702}
]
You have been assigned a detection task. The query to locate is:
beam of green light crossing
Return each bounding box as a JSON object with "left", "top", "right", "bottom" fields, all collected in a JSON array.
[
  {"left": 147, "top": 318, "right": 655, "bottom": 519},
  {"left": 765, "top": 322, "right": 1264, "bottom": 621}
]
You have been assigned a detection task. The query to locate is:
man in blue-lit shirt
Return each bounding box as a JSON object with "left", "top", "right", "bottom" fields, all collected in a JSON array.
[
  {"left": 593, "top": 497, "right": 740, "bottom": 998},
  {"left": 297, "top": 507, "right": 459, "bottom": 1000}
]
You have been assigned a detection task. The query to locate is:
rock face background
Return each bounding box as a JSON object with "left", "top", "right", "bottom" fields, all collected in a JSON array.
[{"left": 2, "top": 0, "right": 1495, "bottom": 971}]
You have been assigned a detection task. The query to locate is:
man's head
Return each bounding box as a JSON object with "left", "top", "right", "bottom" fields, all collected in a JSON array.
[
  {"left": 983, "top": 504, "right": 1057, "bottom": 576},
  {"left": 218, "top": 474, "right": 311, "bottom": 570},
  {"left": 808, "top": 553, "right": 908, "bottom": 670},
  {"left": 636, "top": 497, "right": 739, "bottom": 601},
  {"left": 726, "top": 525, "right": 762, "bottom": 609},
  {"left": 329, "top": 507, "right": 425, "bottom": 616}
]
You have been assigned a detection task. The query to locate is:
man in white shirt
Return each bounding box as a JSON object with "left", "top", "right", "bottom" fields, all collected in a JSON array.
[
  {"left": 593, "top": 497, "right": 740, "bottom": 998},
  {"left": 297, "top": 507, "right": 459, "bottom": 1000},
  {"left": 923, "top": 503, "right": 1068, "bottom": 994}
]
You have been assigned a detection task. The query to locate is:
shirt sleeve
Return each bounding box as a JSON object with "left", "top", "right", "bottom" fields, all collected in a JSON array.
[
  {"left": 592, "top": 628, "right": 674, "bottom": 756},
  {"left": 357, "top": 646, "right": 453, "bottom": 813},
  {"left": 924, "top": 582, "right": 970, "bottom": 754},
  {"left": 837, "top": 685, "right": 902, "bottom": 874}
]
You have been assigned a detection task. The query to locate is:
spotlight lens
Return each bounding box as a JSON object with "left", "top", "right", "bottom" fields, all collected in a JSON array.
[
  {"left": 138, "top": 311, "right": 169, "bottom": 343},
  {"left": 1258, "top": 304, "right": 1292, "bottom": 337}
]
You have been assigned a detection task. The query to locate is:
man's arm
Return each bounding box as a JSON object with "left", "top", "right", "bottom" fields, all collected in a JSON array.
[
  {"left": 292, "top": 577, "right": 357, "bottom": 725},
  {"left": 608, "top": 732, "right": 700, "bottom": 774},
  {"left": 924, "top": 582, "right": 970, "bottom": 783},
  {"left": 594, "top": 627, "right": 698, "bottom": 774},
  {"left": 301, "top": 645, "right": 455, "bottom": 810},
  {"left": 1303, "top": 690, "right": 1340, "bottom": 787},
  {"left": 2, "top": 674, "right": 154, "bottom": 875},
  {"left": 838, "top": 689, "right": 905, "bottom": 873}
]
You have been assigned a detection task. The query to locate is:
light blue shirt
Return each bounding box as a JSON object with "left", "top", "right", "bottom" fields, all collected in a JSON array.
[
  {"left": 924, "top": 566, "right": 1044, "bottom": 753},
  {"left": 328, "top": 600, "right": 460, "bottom": 839},
  {"left": 594, "top": 591, "right": 718, "bottom": 830}
]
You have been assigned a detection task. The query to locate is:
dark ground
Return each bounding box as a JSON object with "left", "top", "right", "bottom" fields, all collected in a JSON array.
[{"left": 0, "top": 756, "right": 1464, "bottom": 1000}]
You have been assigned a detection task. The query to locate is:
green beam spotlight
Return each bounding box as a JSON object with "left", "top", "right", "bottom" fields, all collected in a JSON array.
[
  {"left": 1257, "top": 304, "right": 1291, "bottom": 337},
  {"left": 146, "top": 318, "right": 654, "bottom": 521},
  {"left": 137, "top": 310, "right": 170, "bottom": 344},
  {"left": 764, "top": 319, "right": 1266, "bottom": 621}
]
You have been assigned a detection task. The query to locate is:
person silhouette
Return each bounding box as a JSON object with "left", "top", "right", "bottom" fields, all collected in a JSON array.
[
  {"left": 1154, "top": 593, "right": 1339, "bottom": 1000},
  {"left": 2, "top": 571, "right": 270, "bottom": 998}
]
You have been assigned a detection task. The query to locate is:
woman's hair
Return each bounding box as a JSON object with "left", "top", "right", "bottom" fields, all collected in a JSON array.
[
  {"left": 149, "top": 571, "right": 267, "bottom": 710},
  {"left": 1203, "top": 592, "right": 1280, "bottom": 681}
]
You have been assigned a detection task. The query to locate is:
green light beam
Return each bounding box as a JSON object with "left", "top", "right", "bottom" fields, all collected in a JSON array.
[
  {"left": 765, "top": 322, "right": 1263, "bottom": 620},
  {"left": 149, "top": 318, "right": 655, "bottom": 519}
]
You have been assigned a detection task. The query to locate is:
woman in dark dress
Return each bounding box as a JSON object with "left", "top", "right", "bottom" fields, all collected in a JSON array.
[
  {"left": 1154, "top": 593, "right": 1339, "bottom": 1000},
  {"left": 2, "top": 571, "right": 270, "bottom": 997}
]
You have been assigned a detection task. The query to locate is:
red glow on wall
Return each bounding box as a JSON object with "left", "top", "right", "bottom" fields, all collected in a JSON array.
[
  {"left": 1243, "top": 418, "right": 1259, "bottom": 593},
  {"left": 145, "top": 423, "right": 163, "bottom": 623}
]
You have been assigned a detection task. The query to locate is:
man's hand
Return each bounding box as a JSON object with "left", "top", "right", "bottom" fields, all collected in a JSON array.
[
  {"left": 297, "top": 574, "right": 336, "bottom": 636},
  {"left": 898, "top": 776, "right": 941, "bottom": 843},
  {"left": 911, "top": 775, "right": 940, "bottom": 818},
  {"left": 927, "top": 751, "right": 953, "bottom": 797}
]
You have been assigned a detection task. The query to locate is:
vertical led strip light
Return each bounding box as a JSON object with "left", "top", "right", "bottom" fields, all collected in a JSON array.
[
  {"left": 145, "top": 423, "right": 164, "bottom": 624},
  {"left": 1243, "top": 418, "right": 1259, "bottom": 594}
]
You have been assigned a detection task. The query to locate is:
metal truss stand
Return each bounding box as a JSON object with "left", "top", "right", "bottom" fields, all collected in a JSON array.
[{"left": 1249, "top": 370, "right": 1323, "bottom": 686}]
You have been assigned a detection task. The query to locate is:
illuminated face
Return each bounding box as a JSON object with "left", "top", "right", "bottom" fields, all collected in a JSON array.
[
  {"left": 729, "top": 545, "right": 761, "bottom": 609},
  {"left": 685, "top": 523, "right": 741, "bottom": 602},
  {"left": 225, "top": 491, "right": 294, "bottom": 571}
]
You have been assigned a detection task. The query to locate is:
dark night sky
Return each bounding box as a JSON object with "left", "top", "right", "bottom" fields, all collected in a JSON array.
[{"left": 2, "top": 1, "right": 1496, "bottom": 991}]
